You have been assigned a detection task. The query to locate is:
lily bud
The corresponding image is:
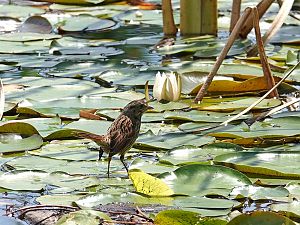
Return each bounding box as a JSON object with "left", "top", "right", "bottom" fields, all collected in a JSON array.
[{"left": 153, "top": 71, "right": 181, "bottom": 101}]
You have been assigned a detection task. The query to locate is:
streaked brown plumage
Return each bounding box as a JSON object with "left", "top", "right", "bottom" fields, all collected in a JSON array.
[{"left": 77, "top": 99, "right": 152, "bottom": 177}]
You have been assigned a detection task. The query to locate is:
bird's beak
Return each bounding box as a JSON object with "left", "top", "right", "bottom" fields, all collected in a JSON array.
[{"left": 147, "top": 105, "right": 154, "bottom": 110}]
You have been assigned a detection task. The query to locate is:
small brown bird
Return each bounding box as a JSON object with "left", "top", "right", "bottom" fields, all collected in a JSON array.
[{"left": 77, "top": 99, "right": 153, "bottom": 177}]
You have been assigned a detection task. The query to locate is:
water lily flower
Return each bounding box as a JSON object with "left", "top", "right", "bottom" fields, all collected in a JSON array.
[{"left": 153, "top": 71, "right": 181, "bottom": 101}]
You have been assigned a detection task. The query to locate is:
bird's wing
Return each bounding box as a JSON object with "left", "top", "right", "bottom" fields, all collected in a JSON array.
[{"left": 108, "top": 115, "right": 136, "bottom": 155}]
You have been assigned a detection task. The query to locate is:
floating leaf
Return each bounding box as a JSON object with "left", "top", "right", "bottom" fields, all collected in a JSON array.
[
  {"left": 0, "top": 4, "right": 44, "bottom": 18},
  {"left": 0, "top": 33, "right": 61, "bottom": 42},
  {"left": 159, "top": 164, "right": 251, "bottom": 197},
  {"left": 56, "top": 210, "right": 111, "bottom": 225},
  {"left": 36, "top": 194, "right": 82, "bottom": 206},
  {"left": 0, "top": 170, "right": 100, "bottom": 191},
  {"left": 18, "top": 16, "right": 53, "bottom": 34},
  {"left": 136, "top": 132, "right": 215, "bottom": 150},
  {"left": 59, "top": 15, "right": 116, "bottom": 32},
  {"left": 271, "top": 201, "right": 300, "bottom": 219},
  {"left": 30, "top": 140, "right": 98, "bottom": 161},
  {"left": 6, "top": 155, "right": 117, "bottom": 175},
  {"left": 129, "top": 169, "right": 174, "bottom": 196},
  {"left": 214, "top": 151, "right": 300, "bottom": 178},
  {"left": 160, "top": 143, "right": 243, "bottom": 165},
  {"left": 154, "top": 210, "right": 227, "bottom": 225},
  {"left": 227, "top": 211, "right": 296, "bottom": 225},
  {"left": 154, "top": 210, "right": 200, "bottom": 225},
  {"left": 0, "top": 121, "right": 39, "bottom": 136},
  {"left": 0, "top": 134, "right": 43, "bottom": 153},
  {"left": 196, "top": 97, "right": 281, "bottom": 112},
  {"left": 230, "top": 185, "right": 289, "bottom": 200},
  {"left": 190, "top": 77, "right": 294, "bottom": 95}
]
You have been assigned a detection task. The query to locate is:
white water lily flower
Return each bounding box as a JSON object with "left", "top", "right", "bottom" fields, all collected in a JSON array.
[{"left": 153, "top": 71, "right": 181, "bottom": 101}]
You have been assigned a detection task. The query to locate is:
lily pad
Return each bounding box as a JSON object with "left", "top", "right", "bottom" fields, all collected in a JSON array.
[
  {"left": 0, "top": 170, "right": 100, "bottom": 191},
  {"left": 160, "top": 143, "right": 243, "bottom": 165},
  {"left": 227, "top": 211, "right": 296, "bottom": 225},
  {"left": 0, "top": 40, "right": 49, "bottom": 54},
  {"left": 30, "top": 139, "right": 98, "bottom": 161},
  {"left": 230, "top": 185, "right": 289, "bottom": 200},
  {"left": 159, "top": 164, "right": 251, "bottom": 197},
  {"left": 56, "top": 210, "right": 111, "bottom": 225},
  {"left": 0, "top": 121, "right": 39, "bottom": 136},
  {"left": 36, "top": 194, "right": 83, "bottom": 206},
  {"left": 0, "top": 4, "right": 44, "bottom": 18},
  {"left": 0, "top": 33, "right": 61, "bottom": 42},
  {"left": 59, "top": 15, "right": 116, "bottom": 32},
  {"left": 0, "top": 134, "right": 43, "bottom": 153},
  {"left": 18, "top": 16, "right": 53, "bottom": 34},
  {"left": 271, "top": 201, "right": 300, "bottom": 219},
  {"left": 154, "top": 210, "right": 227, "bottom": 225},
  {"left": 129, "top": 169, "right": 174, "bottom": 196},
  {"left": 136, "top": 132, "right": 215, "bottom": 150},
  {"left": 5, "top": 155, "right": 120, "bottom": 175},
  {"left": 214, "top": 151, "right": 300, "bottom": 178}
]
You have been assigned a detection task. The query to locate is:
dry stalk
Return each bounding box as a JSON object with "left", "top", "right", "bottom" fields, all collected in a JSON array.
[
  {"left": 247, "top": 0, "right": 295, "bottom": 56},
  {"left": 162, "top": 0, "right": 177, "bottom": 36},
  {"left": 194, "top": 7, "right": 252, "bottom": 103},
  {"left": 186, "top": 61, "right": 300, "bottom": 133},
  {"left": 252, "top": 7, "right": 278, "bottom": 98},
  {"left": 230, "top": 0, "right": 242, "bottom": 32}
]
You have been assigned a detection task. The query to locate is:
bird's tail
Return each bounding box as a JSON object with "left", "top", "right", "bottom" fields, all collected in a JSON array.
[{"left": 73, "top": 131, "right": 107, "bottom": 145}]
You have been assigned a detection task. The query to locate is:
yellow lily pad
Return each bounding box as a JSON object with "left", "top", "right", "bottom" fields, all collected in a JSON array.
[{"left": 129, "top": 169, "right": 174, "bottom": 197}]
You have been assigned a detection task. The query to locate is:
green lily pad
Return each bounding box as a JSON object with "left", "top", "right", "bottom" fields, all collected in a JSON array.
[
  {"left": 164, "top": 110, "right": 249, "bottom": 123},
  {"left": 176, "top": 61, "right": 283, "bottom": 80},
  {"left": 285, "top": 182, "right": 300, "bottom": 198},
  {"left": 0, "top": 4, "right": 44, "bottom": 18},
  {"left": 159, "top": 164, "right": 251, "bottom": 197},
  {"left": 56, "top": 210, "right": 111, "bottom": 225},
  {"left": 196, "top": 97, "right": 281, "bottom": 112},
  {"left": 154, "top": 210, "right": 227, "bottom": 225},
  {"left": 30, "top": 139, "right": 98, "bottom": 161},
  {"left": 76, "top": 192, "right": 173, "bottom": 208},
  {"left": 0, "top": 40, "right": 48, "bottom": 54},
  {"left": 0, "top": 33, "right": 61, "bottom": 42},
  {"left": 230, "top": 185, "right": 289, "bottom": 200},
  {"left": 150, "top": 101, "right": 190, "bottom": 112},
  {"left": 182, "top": 117, "right": 300, "bottom": 140},
  {"left": 16, "top": 97, "right": 132, "bottom": 118},
  {"left": 59, "top": 15, "right": 116, "bottom": 32},
  {"left": 5, "top": 155, "right": 122, "bottom": 175},
  {"left": 214, "top": 151, "right": 300, "bottom": 178},
  {"left": 36, "top": 194, "right": 83, "bottom": 206},
  {"left": 160, "top": 143, "right": 243, "bottom": 165},
  {"left": 130, "top": 158, "right": 178, "bottom": 174},
  {"left": 0, "top": 134, "right": 43, "bottom": 153},
  {"left": 271, "top": 201, "right": 300, "bottom": 219},
  {"left": 0, "top": 170, "right": 100, "bottom": 191},
  {"left": 0, "top": 121, "right": 39, "bottom": 136},
  {"left": 227, "top": 211, "right": 296, "bottom": 225},
  {"left": 136, "top": 132, "right": 215, "bottom": 150}
]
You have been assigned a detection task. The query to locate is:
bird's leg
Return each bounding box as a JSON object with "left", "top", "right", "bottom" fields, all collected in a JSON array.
[
  {"left": 120, "top": 154, "right": 129, "bottom": 173},
  {"left": 98, "top": 147, "right": 104, "bottom": 160},
  {"left": 107, "top": 155, "right": 112, "bottom": 178}
]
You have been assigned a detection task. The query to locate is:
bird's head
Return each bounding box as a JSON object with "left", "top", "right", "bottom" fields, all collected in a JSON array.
[{"left": 123, "top": 99, "right": 153, "bottom": 116}]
